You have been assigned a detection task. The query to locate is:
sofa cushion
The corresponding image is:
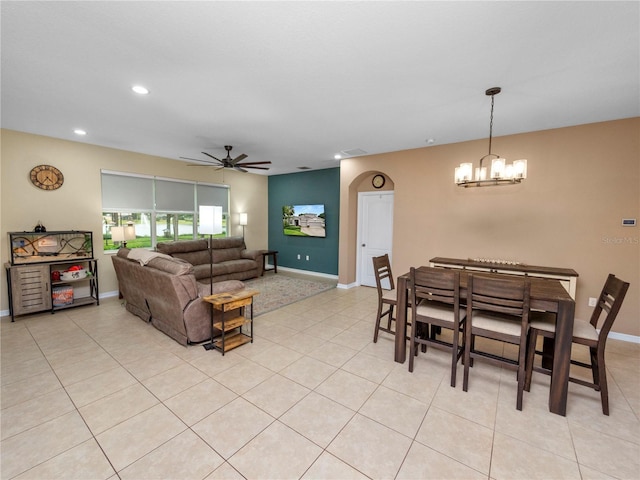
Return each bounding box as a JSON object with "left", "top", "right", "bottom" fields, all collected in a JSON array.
[
  {"left": 212, "top": 247, "right": 243, "bottom": 263},
  {"left": 156, "top": 240, "right": 209, "bottom": 256},
  {"left": 170, "top": 250, "right": 211, "bottom": 267},
  {"left": 147, "top": 256, "right": 193, "bottom": 276},
  {"left": 210, "top": 237, "right": 246, "bottom": 250},
  {"left": 157, "top": 240, "right": 211, "bottom": 267},
  {"left": 157, "top": 239, "right": 209, "bottom": 254}
]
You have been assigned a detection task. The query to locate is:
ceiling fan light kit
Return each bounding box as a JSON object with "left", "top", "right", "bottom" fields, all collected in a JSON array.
[
  {"left": 455, "top": 87, "right": 528, "bottom": 188},
  {"left": 180, "top": 145, "right": 271, "bottom": 173}
]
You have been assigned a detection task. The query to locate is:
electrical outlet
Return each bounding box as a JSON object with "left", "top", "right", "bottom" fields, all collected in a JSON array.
[
  {"left": 588, "top": 297, "right": 597, "bottom": 307},
  {"left": 306, "top": 255, "right": 309, "bottom": 261},
  {"left": 297, "top": 254, "right": 300, "bottom": 260}
]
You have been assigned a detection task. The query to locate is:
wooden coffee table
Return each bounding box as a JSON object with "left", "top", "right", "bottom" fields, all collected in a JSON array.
[{"left": 202, "top": 289, "right": 259, "bottom": 354}]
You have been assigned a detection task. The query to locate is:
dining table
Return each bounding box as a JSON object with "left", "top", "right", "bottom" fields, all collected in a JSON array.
[{"left": 394, "top": 267, "right": 576, "bottom": 416}]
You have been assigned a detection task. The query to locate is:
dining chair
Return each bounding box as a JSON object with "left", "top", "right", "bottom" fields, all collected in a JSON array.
[
  {"left": 524, "top": 274, "right": 629, "bottom": 415},
  {"left": 463, "top": 273, "right": 531, "bottom": 410},
  {"left": 372, "top": 254, "right": 398, "bottom": 343},
  {"left": 408, "top": 267, "right": 466, "bottom": 387}
]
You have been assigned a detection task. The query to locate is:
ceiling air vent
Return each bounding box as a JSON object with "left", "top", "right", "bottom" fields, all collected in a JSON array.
[
  {"left": 297, "top": 166, "right": 312, "bottom": 170},
  {"left": 341, "top": 148, "right": 368, "bottom": 157}
]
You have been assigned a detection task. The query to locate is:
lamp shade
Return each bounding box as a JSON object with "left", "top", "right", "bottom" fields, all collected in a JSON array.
[
  {"left": 199, "top": 205, "right": 223, "bottom": 235},
  {"left": 239, "top": 212, "right": 248, "bottom": 226},
  {"left": 111, "top": 225, "right": 136, "bottom": 242},
  {"left": 111, "top": 227, "right": 124, "bottom": 242}
]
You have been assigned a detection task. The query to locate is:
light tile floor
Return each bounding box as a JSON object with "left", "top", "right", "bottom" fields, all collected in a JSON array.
[{"left": 1, "top": 280, "right": 639, "bottom": 479}]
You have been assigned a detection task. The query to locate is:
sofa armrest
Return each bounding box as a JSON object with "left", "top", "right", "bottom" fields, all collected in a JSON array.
[{"left": 241, "top": 249, "right": 264, "bottom": 275}]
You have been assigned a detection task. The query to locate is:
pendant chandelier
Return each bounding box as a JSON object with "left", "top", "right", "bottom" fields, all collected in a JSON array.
[{"left": 455, "top": 87, "right": 527, "bottom": 187}]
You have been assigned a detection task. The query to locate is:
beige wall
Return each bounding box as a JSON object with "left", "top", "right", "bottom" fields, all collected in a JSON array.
[
  {"left": 339, "top": 118, "right": 640, "bottom": 337},
  {"left": 3, "top": 120, "right": 639, "bottom": 337},
  {"left": 1, "top": 129, "right": 269, "bottom": 309}
]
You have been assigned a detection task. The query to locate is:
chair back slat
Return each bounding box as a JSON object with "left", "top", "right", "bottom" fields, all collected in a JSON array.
[
  {"left": 468, "top": 274, "right": 530, "bottom": 318},
  {"left": 410, "top": 266, "right": 460, "bottom": 313},
  {"left": 591, "top": 274, "right": 630, "bottom": 340},
  {"left": 373, "top": 254, "right": 394, "bottom": 291}
]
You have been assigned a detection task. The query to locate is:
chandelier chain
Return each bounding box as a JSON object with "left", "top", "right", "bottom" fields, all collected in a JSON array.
[{"left": 488, "top": 94, "right": 495, "bottom": 156}]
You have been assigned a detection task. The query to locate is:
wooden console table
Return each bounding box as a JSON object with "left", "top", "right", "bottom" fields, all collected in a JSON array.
[
  {"left": 429, "top": 257, "right": 578, "bottom": 298},
  {"left": 202, "top": 289, "right": 258, "bottom": 354}
]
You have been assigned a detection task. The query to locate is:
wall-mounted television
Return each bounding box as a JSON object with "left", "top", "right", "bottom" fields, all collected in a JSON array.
[{"left": 283, "top": 204, "right": 326, "bottom": 237}]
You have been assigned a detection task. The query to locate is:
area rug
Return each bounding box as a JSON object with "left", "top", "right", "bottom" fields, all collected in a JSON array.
[{"left": 242, "top": 274, "right": 336, "bottom": 316}]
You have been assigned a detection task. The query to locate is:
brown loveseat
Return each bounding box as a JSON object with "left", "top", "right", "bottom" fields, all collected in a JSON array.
[
  {"left": 112, "top": 248, "right": 245, "bottom": 345},
  {"left": 156, "top": 236, "right": 263, "bottom": 282}
]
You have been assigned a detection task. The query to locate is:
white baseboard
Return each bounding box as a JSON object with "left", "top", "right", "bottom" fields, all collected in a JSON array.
[
  {"left": 273, "top": 265, "right": 338, "bottom": 280},
  {"left": 608, "top": 331, "right": 640, "bottom": 344},
  {"left": 100, "top": 291, "right": 120, "bottom": 299}
]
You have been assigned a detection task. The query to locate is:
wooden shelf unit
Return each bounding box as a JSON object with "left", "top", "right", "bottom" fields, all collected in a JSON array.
[
  {"left": 5, "top": 230, "right": 99, "bottom": 321},
  {"left": 203, "top": 289, "right": 258, "bottom": 354}
]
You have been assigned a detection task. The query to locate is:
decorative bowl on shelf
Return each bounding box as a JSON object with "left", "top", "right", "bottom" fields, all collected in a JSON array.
[{"left": 60, "top": 269, "right": 87, "bottom": 281}]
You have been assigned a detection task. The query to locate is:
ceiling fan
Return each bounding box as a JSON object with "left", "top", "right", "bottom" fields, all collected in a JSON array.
[{"left": 180, "top": 145, "right": 271, "bottom": 172}]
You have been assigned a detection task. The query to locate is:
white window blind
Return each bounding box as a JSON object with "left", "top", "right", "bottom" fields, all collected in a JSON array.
[
  {"left": 155, "top": 179, "right": 195, "bottom": 211},
  {"left": 101, "top": 173, "right": 153, "bottom": 210},
  {"left": 101, "top": 171, "right": 229, "bottom": 216},
  {"left": 197, "top": 184, "right": 229, "bottom": 212}
]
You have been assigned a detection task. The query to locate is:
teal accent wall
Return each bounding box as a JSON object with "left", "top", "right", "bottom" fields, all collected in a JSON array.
[{"left": 268, "top": 168, "right": 339, "bottom": 275}]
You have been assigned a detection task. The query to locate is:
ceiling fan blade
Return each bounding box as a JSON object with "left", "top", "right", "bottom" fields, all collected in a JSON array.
[
  {"left": 239, "top": 165, "right": 270, "bottom": 170},
  {"left": 230, "top": 153, "right": 248, "bottom": 165},
  {"left": 181, "top": 157, "right": 224, "bottom": 167},
  {"left": 234, "top": 166, "right": 248, "bottom": 173},
  {"left": 202, "top": 152, "right": 224, "bottom": 163},
  {"left": 187, "top": 164, "right": 225, "bottom": 171},
  {"left": 235, "top": 161, "right": 272, "bottom": 166}
]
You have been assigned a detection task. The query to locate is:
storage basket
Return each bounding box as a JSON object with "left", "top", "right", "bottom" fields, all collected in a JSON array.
[
  {"left": 61, "top": 269, "right": 87, "bottom": 281},
  {"left": 52, "top": 285, "right": 73, "bottom": 306}
]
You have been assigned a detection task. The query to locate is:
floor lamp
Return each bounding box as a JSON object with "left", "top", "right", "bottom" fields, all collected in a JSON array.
[
  {"left": 239, "top": 213, "right": 248, "bottom": 238},
  {"left": 199, "top": 205, "right": 223, "bottom": 350}
]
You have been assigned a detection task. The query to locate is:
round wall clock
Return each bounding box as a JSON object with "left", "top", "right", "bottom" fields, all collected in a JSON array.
[
  {"left": 372, "top": 174, "right": 385, "bottom": 189},
  {"left": 30, "top": 165, "right": 64, "bottom": 190}
]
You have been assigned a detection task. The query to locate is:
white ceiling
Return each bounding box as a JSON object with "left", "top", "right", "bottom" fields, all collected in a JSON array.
[{"left": 2, "top": 1, "right": 638, "bottom": 176}]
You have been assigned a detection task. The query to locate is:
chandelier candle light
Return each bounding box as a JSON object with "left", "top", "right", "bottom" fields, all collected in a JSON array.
[{"left": 455, "top": 87, "right": 527, "bottom": 187}]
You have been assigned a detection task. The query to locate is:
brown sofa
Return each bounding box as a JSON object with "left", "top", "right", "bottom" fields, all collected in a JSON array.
[
  {"left": 112, "top": 248, "right": 245, "bottom": 345},
  {"left": 156, "top": 236, "right": 263, "bottom": 282}
]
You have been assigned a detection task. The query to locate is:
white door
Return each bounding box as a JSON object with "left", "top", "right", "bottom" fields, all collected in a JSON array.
[{"left": 357, "top": 191, "right": 394, "bottom": 287}]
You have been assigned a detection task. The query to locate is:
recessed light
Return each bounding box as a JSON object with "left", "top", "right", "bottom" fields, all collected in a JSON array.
[
  {"left": 73, "top": 129, "right": 87, "bottom": 136},
  {"left": 426, "top": 138, "right": 435, "bottom": 144},
  {"left": 334, "top": 154, "right": 342, "bottom": 160},
  {"left": 132, "top": 85, "right": 149, "bottom": 95}
]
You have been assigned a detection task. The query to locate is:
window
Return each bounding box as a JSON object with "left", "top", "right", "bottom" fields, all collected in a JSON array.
[{"left": 101, "top": 171, "right": 229, "bottom": 251}]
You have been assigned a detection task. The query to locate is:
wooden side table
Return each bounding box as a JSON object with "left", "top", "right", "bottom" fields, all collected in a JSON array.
[
  {"left": 202, "top": 289, "right": 258, "bottom": 354},
  {"left": 261, "top": 250, "right": 278, "bottom": 275}
]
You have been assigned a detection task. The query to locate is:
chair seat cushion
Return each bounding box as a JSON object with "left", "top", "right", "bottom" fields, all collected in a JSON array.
[
  {"left": 530, "top": 312, "right": 598, "bottom": 341},
  {"left": 472, "top": 311, "right": 524, "bottom": 336},
  {"left": 382, "top": 288, "right": 397, "bottom": 303},
  {"left": 528, "top": 311, "right": 556, "bottom": 332},
  {"left": 416, "top": 300, "right": 466, "bottom": 323}
]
